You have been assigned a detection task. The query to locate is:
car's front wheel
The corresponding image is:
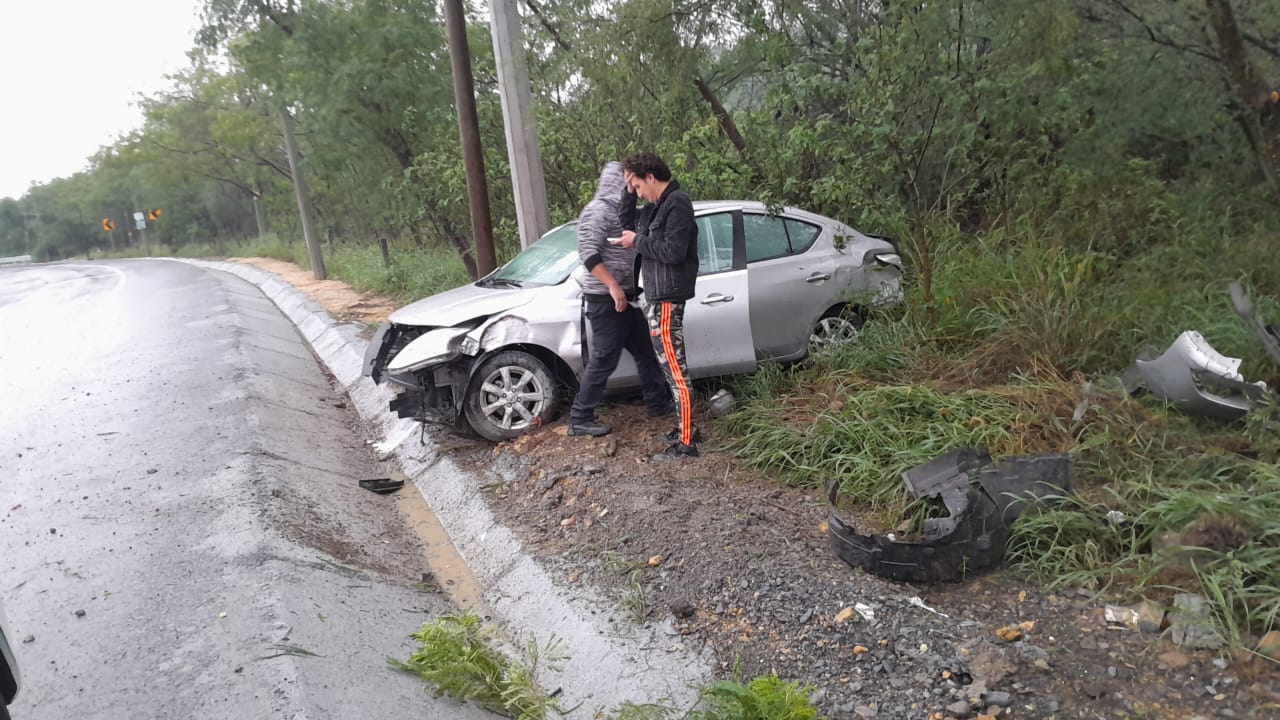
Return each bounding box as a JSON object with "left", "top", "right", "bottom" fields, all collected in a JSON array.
[
  {"left": 810, "top": 306, "right": 865, "bottom": 352},
  {"left": 463, "top": 351, "right": 558, "bottom": 442}
]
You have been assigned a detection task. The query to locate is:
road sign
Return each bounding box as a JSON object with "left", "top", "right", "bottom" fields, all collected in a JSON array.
[
  {"left": 133, "top": 212, "right": 146, "bottom": 230},
  {"left": 147, "top": 208, "right": 162, "bottom": 221},
  {"left": 102, "top": 218, "right": 115, "bottom": 232}
]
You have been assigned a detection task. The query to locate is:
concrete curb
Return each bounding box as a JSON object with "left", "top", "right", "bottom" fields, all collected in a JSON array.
[{"left": 175, "top": 259, "right": 711, "bottom": 715}]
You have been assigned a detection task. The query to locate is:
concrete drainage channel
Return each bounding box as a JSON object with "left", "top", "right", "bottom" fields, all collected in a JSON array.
[{"left": 175, "top": 259, "right": 711, "bottom": 715}]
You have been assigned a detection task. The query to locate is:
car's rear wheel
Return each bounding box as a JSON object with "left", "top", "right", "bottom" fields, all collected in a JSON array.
[
  {"left": 810, "top": 306, "right": 864, "bottom": 351},
  {"left": 463, "top": 351, "right": 558, "bottom": 442}
]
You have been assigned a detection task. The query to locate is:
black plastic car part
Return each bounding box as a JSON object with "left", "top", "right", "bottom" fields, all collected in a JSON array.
[{"left": 827, "top": 448, "right": 1071, "bottom": 583}]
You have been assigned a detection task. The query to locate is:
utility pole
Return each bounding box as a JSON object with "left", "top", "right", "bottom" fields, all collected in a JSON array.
[
  {"left": 443, "top": 0, "right": 497, "bottom": 277},
  {"left": 277, "top": 105, "right": 327, "bottom": 280},
  {"left": 490, "top": 0, "right": 550, "bottom": 249}
]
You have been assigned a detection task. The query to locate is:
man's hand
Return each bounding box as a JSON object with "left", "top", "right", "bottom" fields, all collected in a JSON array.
[
  {"left": 623, "top": 169, "right": 636, "bottom": 194},
  {"left": 609, "top": 284, "right": 627, "bottom": 312},
  {"left": 618, "top": 230, "right": 636, "bottom": 249}
]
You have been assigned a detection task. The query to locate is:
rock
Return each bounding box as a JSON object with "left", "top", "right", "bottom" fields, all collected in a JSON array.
[
  {"left": 21, "top": 635, "right": 33, "bottom": 644},
  {"left": 994, "top": 625, "right": 1022, "bottom": 643},
  {"left": 568, "top": 571, "right": 581, "bottom": 583},
  {"left": 946, "top": 699, "right": 972, "bottom": 717},
  {"left": 1158, "top": 650, "right": 1191, "bottom": 669},
  {"left": 74, "top": 609, "right": 86, "bottom": 618},
  {"left": 1169, "top": 594, "right": 1226, "bottom": 650},
  {"left": 560, "top": 516, "right": 576, "bottom": 527},
  {"left": 1255, "top": 630, "right": 1280, "bottom": 661},
  {"left": 854, "top": 706, "right": 876, "bottom": 718},
  {"left": 836, "top": 607, "right": 856, "bottom": 623},
  {"left": 1134, "top": 599, "right": 1167, "bottom": 634},
  {"left": 854, "top": 645, "right": 869, "bottom": 655},
  {"left": 670, "top": 600, "right": 696, "bottom": 618},
  {"left": 647, "top": 554, "right": 663, "bottom": 567},
  {"left": 583, "top": 465, "right": 603, "bottom": 475},
  {"left": 982, "top": 691, "right": 1012, "bottom": 707},
  {"left": 1105, "top": 605, "right": 1139, "bottom": 629},
  {"left": 799, "top": 608, "right": 814, "bottom": 624},
  {"left": 599, "top": 439, "right": 617, "bottom": 458}
]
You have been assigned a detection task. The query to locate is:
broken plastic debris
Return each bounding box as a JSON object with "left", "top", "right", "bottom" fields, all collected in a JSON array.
[
  {"left": 908, "top": 596, "right": 950, "bottom": 618},
  {"left": 854, "top": 603, "right": 876, "bottom": 623},
  {"left": 359, "top": 477, "right": 405, "bottom": 495},
  {"left": 826, "top": 449, "right": 1071, "bottom": 582},
  {"left": 1124, "top": 330, "right": 1270, "bottom": 420}
]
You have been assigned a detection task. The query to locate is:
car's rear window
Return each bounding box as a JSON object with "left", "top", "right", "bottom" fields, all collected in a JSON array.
[{"left": 492, "top": 224, "right": 580, "bottom": 285}]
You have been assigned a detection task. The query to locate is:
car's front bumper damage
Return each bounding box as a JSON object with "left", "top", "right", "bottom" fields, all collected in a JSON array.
[
  {"left": 1122, "top": 330, "right": 1271, "bottom": 421},
  {"left": 364, "top": 322, "right": 473, "bottom": 426},
  {"left": 827, "top": 448, "right": 1072, "bottom": 583}
]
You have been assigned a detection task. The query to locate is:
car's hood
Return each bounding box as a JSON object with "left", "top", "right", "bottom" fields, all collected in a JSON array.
[{"left": 389, "top": 282, "right": 536, "bottom": 328}]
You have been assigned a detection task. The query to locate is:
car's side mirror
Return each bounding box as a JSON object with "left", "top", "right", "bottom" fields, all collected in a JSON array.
[{"left": 0, "top": 601, "right": 19, "bottom": 718}]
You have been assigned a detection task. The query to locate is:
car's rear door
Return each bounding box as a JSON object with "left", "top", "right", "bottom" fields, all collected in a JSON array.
[
  {"left": 742, "top": 212, "right": 835, "bottom": 361},
  {"left": 683, "top": 210, "right": 756, "bottom": 377}
]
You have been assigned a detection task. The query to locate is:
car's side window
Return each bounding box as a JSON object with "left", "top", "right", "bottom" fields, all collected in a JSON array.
[
  {"left": 696, "top": 213, "right": 735, "bottom": 275},
  {"left": 743, "top": 214, "right": 790, "bottom": 263},
  {"left": 785, "top": 218, "right": 821, "bottom": 254}
]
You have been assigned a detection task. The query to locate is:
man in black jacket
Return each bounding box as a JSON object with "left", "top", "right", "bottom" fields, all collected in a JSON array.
[{"left": 617, "top": 152, "right": 700, "bottom": 458}]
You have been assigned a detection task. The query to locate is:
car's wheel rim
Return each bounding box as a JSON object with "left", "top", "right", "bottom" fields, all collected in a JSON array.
[
  {"left": 477, "top": 365, "right": 548, "bottom": 431},
  {"left": 811, "top": 316, "right": 860, "bottom": 350}
]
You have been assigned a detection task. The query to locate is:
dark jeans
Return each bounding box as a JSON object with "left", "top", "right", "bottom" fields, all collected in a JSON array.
[{"left": 570, "top": 301, "right": 671, "bottom": 424}]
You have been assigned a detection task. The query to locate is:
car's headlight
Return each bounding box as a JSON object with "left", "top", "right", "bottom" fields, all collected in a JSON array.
[{"left": 388, "top": 326, "right": 472, "bottom": 374}]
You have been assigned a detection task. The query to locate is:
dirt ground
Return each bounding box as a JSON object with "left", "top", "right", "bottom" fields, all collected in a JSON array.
[{"left": 236, "top": 257, "right": 1279, "bottom": 719}]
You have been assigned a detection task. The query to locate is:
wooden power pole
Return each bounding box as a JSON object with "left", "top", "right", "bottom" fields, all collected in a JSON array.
[
  {"left": 443, "top": 0, "right": 497, "bottom": 277},
  {"left": 277, "top": 105, "right": 327, "bottom": 280}
]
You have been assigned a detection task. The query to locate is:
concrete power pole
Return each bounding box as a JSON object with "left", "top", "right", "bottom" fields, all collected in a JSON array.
[
  {"left": 277, "top": 106, "right": 327, "bottom": 280},
  {"left": 490, "top": 0, "right": 550, "bottom": 249},
  {"left": 443, "top": 0, "right": 498, "bottom": 277}
]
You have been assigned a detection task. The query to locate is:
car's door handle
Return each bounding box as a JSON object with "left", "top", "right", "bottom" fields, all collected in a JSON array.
[
  {"left": 700, "top": 293, "right": 734, "bottom": 305},
  {"left": 805, "top": 272, "right": 832, "bottom": 283}
]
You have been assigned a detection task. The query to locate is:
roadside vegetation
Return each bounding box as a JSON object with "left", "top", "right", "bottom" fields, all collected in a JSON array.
[
  {"left": 395, "top": 611, "right": 826, "bottom": 719},
  {"left": 3, "top": 0, "right": 1278, "bottom": 652}
]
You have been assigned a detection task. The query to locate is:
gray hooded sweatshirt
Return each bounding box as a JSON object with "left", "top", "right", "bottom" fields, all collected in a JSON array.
[{"left": 577, "top": 162, "right": 637, "bottom": 299}]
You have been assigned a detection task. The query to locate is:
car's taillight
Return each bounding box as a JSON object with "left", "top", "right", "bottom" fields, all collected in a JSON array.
[{"left": 873, "top": 253, "right": 903, "bottom": 269}]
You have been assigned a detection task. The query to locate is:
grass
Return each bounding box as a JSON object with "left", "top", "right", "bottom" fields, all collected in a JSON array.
[
  {"left": 720, "top": 205, "right": 1280, "bottom": 646},
  {"left": 398, "top": 612, "right": 825, "bottom": 720},
  {"left": 391, "top": 611, "right": 563, "bottom": 720}
]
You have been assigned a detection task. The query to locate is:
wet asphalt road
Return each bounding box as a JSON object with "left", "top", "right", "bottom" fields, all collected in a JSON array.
[{"left": 0, "top": 260, "right": 492, "bottom": 719}]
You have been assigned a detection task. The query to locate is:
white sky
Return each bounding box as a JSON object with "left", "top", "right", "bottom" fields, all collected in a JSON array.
[{"left": 0, "top": 0, "right": 203, "bottom": 200}]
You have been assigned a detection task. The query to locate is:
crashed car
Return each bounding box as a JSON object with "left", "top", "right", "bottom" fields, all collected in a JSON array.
[{"left": 364, "top": 202, "right": 904, "bottom": 441}]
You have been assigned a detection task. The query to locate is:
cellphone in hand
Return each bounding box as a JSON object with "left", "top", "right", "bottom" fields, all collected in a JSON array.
[{"left": 607, "top": 236, "right": 624, "bottom": 245}]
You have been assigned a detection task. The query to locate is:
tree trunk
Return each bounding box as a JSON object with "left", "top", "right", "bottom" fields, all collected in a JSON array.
[
  {"left": 694, "top": 75, "right": 748, "bottom": 154},
  {"left": 277, "top": 106, "right": 327, "bottom": 279},
  {"left": 252, "top": 192, "right": 267, "bottom": 239},
  {"left": 1204, "top": 0, "right": 1279, "bottom": 189}
]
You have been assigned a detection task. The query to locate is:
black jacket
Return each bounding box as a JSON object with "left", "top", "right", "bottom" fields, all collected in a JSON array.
[{"left": 619, "top": 180, "right": 698, "bottom": 303}]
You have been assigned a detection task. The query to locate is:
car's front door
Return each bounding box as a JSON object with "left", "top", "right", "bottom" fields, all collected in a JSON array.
[{"left": 683, "top": 210, "right": 756, "bottom": 378}]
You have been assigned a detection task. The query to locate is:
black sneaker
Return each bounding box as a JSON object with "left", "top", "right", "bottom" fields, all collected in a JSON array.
[
  {"left": 568, "top": 420, "right": 612, "bottom": 437},
  {"left": 647, "top": 403, "right": 676, "bottom": 418},
  {"left": 653, "top": 442, "right": 699, "bottom": 460},
  {"left": 657, "top": 426, "right": 703, "bottom": 444}
]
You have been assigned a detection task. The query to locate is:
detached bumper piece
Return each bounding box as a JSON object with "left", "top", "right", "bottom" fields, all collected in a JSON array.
[
  {"left": 1123, "top": 330, "right": 1270, "bottom": 421},
  {"left": 827, "top": 448, "right": 1071, "bottom": 583}
]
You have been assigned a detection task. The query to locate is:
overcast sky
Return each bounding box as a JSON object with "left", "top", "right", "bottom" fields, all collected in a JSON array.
[{"left": 0, "top": 0, "right": 203, "bottom": 200}]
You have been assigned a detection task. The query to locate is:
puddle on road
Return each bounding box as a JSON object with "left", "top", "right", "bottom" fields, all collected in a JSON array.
[{"left": 392, "top": 474, "right": 486, "bottom": 610}]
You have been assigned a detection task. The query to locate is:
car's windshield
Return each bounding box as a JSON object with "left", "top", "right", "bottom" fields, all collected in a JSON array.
[{"left": 489, "top": 223, "right": 580, "bottom": 286}]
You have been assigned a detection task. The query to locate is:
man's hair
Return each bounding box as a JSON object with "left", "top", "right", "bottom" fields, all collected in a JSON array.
[{"left": 621, "top": 152, "right": 672, "bottom": 182}]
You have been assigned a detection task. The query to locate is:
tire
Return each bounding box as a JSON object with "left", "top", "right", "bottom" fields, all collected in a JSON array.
[
  {"left": 1, "top": 701, "right": 10, "bottom": 720},
  {"left": 463, "top": 351, "right": 558, "bottom": 442},
  {"left": 810, "top": 306, "right": 865, "bottom": 352}
]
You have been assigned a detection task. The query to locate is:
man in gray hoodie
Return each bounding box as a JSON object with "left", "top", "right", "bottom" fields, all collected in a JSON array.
[{"left": 567, "top": 162, "right": 674, "bottom": 437}]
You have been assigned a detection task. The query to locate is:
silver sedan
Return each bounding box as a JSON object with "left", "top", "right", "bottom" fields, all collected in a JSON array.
[{"left": 364, "top": 201, "right": 903, "bottom": 441}]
